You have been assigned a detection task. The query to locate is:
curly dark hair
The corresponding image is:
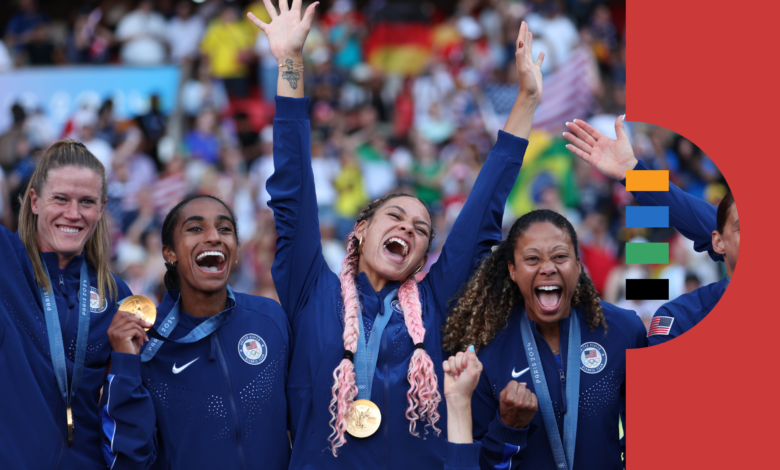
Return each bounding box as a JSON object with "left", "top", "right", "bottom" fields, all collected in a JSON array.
[{"left": 443, "top": 209, "right": 606, "bottom": 353}]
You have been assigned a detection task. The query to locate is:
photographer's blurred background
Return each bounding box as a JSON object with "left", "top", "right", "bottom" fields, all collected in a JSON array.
[{"left": 0, "top": 0, "right": 727, "bottom": 329}]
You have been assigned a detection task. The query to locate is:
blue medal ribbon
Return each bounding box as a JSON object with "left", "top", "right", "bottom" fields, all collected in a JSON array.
[
  {"left": 519, "top": 307, "right": 581, "bottom": 470},
  {"left": 355, "top": 289, "right": 397, "bottom": 400},
  {"left": 141, "top": 286, "right": 237, "bottom": 362},
  {"left": 40, "top": 261, "right": 91, "bottom": 446}
]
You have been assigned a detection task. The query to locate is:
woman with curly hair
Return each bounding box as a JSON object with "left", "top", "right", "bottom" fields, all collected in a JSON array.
[{"left": 443, "top": 209, "right": 647, "bottom": 470}]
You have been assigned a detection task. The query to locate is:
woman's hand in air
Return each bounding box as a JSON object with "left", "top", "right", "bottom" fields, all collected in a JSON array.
[
  {"left": 563, "top": 115, "right": 638, "bottom": 181},
  {"left": 498, "top": 380, "right": 538, "bottom": 429},
  {"left": 247, "top": 0, "right": 319, "bottom": 62},
  {"left": 443, "top": 346, "right": 483, "bottom": 406},
  {"left": 107, "top": 310, "right": 151, "bottom": 355},
  {"left": 515, "top": 21, "right": 545, "bottom": 106}
]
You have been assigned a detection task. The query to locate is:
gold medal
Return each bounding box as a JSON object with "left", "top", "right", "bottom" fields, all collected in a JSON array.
[
  {"left": 119, "top": 295, "right": 157, "bottom": 330},
  {"left": 66, "top": 406, "right": 74, "bottom": 446},
  {"left": 346, "top": 399, "right": 382, "bottom": 438}
]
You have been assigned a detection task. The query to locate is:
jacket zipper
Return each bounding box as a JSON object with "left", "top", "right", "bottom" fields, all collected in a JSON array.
[
  {"left": 214, "top": 333, "right": 246, "bottom": 470},
  {"left": 381, "top": 326, "right": 389, "bottom": 470}
]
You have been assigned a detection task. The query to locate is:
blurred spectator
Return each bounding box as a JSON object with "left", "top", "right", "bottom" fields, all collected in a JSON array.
[
  {"left": 327, "top": 0, "right": 365, "bottom": 72},
  {"left": 66, "top": 6, "right": 112, "bottom": 64},
  {"left": 181, "top": 59, "right": 230, "bottom": 117},
  {"left": 4, "top": 0, "right": 49, "bottom": 54},
  {"left": 184, "top": 108, "right": 220, "bottom": 165},
  {"left": 19, "top": 22, "right": 57, "bottom": 65},
  {"left": 95, "top": 99, "right": 118, "bottom": 146},
  {"left": 137, "top": 94, "right": 167, "bottom": 164},
  {"left": 200, "top": 5, "right": 254, "bottom": 98},
  {"left": 0, "top": 104, "right": 26, "bottom": 173},
  {"left": 167, "top": 0, "right": 205, "bottom": 64},
  {"left": 77, "top": 111, "right": 113, "bottom": 172},
  {"left": 525, "top": 0, "right": 579, "bottom": 71},
  {"left": 115, "top": 0, "right": 168, "bottom": 65}
]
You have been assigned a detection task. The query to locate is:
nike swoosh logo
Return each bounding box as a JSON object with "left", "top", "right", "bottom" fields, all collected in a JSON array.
[
  {"left": 172, "top": 358, "right": 199, "bottom": 374},
  {"left": 512, "top": 367, "right": 530, "bottom": 379}
]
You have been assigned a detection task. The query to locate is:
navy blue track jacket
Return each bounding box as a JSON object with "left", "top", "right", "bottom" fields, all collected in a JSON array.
[
  {"left": 473, "top": 304, "right": 647, "bottom": 469},
  {"left": 267, "top": 96, "right": 529, "bottom": 469},
  {"left": 0, "top": 226, "right": 132, "bottom": 469},
  {"left": 623, "top": 160, "right": 728, "bottom": 346},
  {"left": 101, "top": 289, "right": 291, "bottom": 469}
]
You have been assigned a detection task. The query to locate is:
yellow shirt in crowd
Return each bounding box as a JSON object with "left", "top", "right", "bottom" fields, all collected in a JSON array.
[{"left": 200, "top": 20, "right": 254, "bottom": 79}]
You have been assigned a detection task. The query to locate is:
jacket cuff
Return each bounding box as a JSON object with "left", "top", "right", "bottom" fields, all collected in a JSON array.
[
  {"left": 620, "top": 159, "right": 650, "bottom": 186},
  {"left": 447, "top": 441, "right": 482, "bottom": 468},
  {"left": 492, "top": 130, "right": 529, "bottom": 163},
  {"left": 110, "top": 351, "right": 142, "bottom": 379},
  {"left": 487, "top": 411, "right": 529, "bottom": 447},
  {"left": 274, "top": 96, "right": 310, "bottom": 120}
]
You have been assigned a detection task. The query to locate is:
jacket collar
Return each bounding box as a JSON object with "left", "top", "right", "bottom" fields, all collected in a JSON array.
[{"left": 41, "top": 251, "right": 87, "bottom": 277}]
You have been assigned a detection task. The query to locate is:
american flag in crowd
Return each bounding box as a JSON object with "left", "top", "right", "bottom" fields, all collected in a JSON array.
[
  {"left": 648, "top": 316, "right": 675, "bottom": 336},
  {"left": 480, "top": 46, "right": 598, "bottom": 135}
]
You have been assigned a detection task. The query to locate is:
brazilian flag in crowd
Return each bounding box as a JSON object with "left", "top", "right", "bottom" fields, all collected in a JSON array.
[{"left": 507, "top": 130, "right": 580, "bottom": 215}]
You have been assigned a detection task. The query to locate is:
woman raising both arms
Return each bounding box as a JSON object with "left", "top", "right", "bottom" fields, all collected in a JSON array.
[
  {"left": 248, "top": 0, "right": 545, "bottom": 467},
  {"left": 101, "top": 195, "right": 291, "bottom": 469}
]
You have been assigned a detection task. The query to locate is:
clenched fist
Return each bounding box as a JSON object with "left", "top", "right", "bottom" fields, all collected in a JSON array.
[{"left": 499, "top": 380, "right": 538, "bottom": 429}]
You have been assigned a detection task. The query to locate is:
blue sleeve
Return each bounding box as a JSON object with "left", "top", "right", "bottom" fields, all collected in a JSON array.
[
  {"left": 621, "top": 160, "right": 720, "bottom": 261},
  {"left": 647, "top": 305, "right": 678, "bottom": 347},
  {"left": 426, "top": 131, "right": 528, "bottom": 319},
  {"left": 445, "top": 442, "right": 483, "bottom": 470},
  {"left": 267, "top": 96, "right": 335, "bottom": 325},
  {"left": 101, "top": 352, "right": 157, "bottom": 470},
  {"left": 472, "top": 350, "right": 528, "bottom": 470}
]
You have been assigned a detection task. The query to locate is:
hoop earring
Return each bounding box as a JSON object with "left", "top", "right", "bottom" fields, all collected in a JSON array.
[
  {"left": 414, "top": 265, "right": 423, "bottom": 275},
  {"left": 359, "top": 236, "right": 364, "bottom": 255}
]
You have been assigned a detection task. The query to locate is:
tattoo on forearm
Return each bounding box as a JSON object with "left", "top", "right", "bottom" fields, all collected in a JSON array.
[{"left": 281, "top": 59, "right": 300, "bottom": 89}]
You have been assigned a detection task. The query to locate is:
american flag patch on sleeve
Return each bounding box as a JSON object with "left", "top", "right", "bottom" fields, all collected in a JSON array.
[{"left": 648, "top": 316, "right": 675, "bottom": 336}]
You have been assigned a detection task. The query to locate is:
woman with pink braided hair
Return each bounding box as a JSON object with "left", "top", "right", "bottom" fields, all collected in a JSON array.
[{"left": 251, "top": 1, "right": 544, "bottom": 468}]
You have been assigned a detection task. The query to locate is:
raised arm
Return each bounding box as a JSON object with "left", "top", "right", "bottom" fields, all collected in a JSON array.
[
  {"left": 426, "top": 22, "right": 544, "bottom": 316},
  {"left": 249, "top": 1, "right": 333, "bottom": 322},
  {"left": 563, "top": 117, "right": 720, "bottom": 261}
]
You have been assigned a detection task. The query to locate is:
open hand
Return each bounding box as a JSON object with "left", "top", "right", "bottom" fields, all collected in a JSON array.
[
  {"left": 107, "top": 310, "right": 151, "bottom": 355},
  {"left": 563, "top": 116, "right": 638, "bottom": 180},
  {"left": 515, "top": 21, "right": 545, "bottom": 105},
  {"left": 247, "top": 0, "right": 319, "bottom": 62}
]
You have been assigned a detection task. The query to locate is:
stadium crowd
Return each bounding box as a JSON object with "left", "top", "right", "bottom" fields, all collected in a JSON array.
[{"left": 0, "top": 0, "right": 727, "bottom": 330}]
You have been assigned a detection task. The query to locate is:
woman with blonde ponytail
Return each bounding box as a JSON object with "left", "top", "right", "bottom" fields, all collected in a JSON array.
[
  {"left": 255, "top": 1, "right": 544, "bottom": 467},
  {"left": 0, "top": 139, "right": 133, "bottom": 469}
]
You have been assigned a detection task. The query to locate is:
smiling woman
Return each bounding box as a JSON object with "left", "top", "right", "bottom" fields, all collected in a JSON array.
[
  {"left": 101, "top": 194, "right": 292, "bottom": 469},
  {"left": 0, "top": 139, "right": 134, "bottom": 469}
]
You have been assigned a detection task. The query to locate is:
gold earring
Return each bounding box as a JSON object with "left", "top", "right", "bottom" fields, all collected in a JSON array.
[
  {"left": 359, "top": 236, "right": 364, "bottom": 254},
  {"left": 414, "top": 265, "right": 423, "bottom": 275}
]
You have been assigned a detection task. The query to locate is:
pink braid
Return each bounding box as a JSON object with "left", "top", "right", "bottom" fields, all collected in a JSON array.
[
  {"left": 327, "top": 233, "right": 361, "bottom": 456},
  {"left": 399, "top": 278, "right": 442, "bottom": 437}
]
